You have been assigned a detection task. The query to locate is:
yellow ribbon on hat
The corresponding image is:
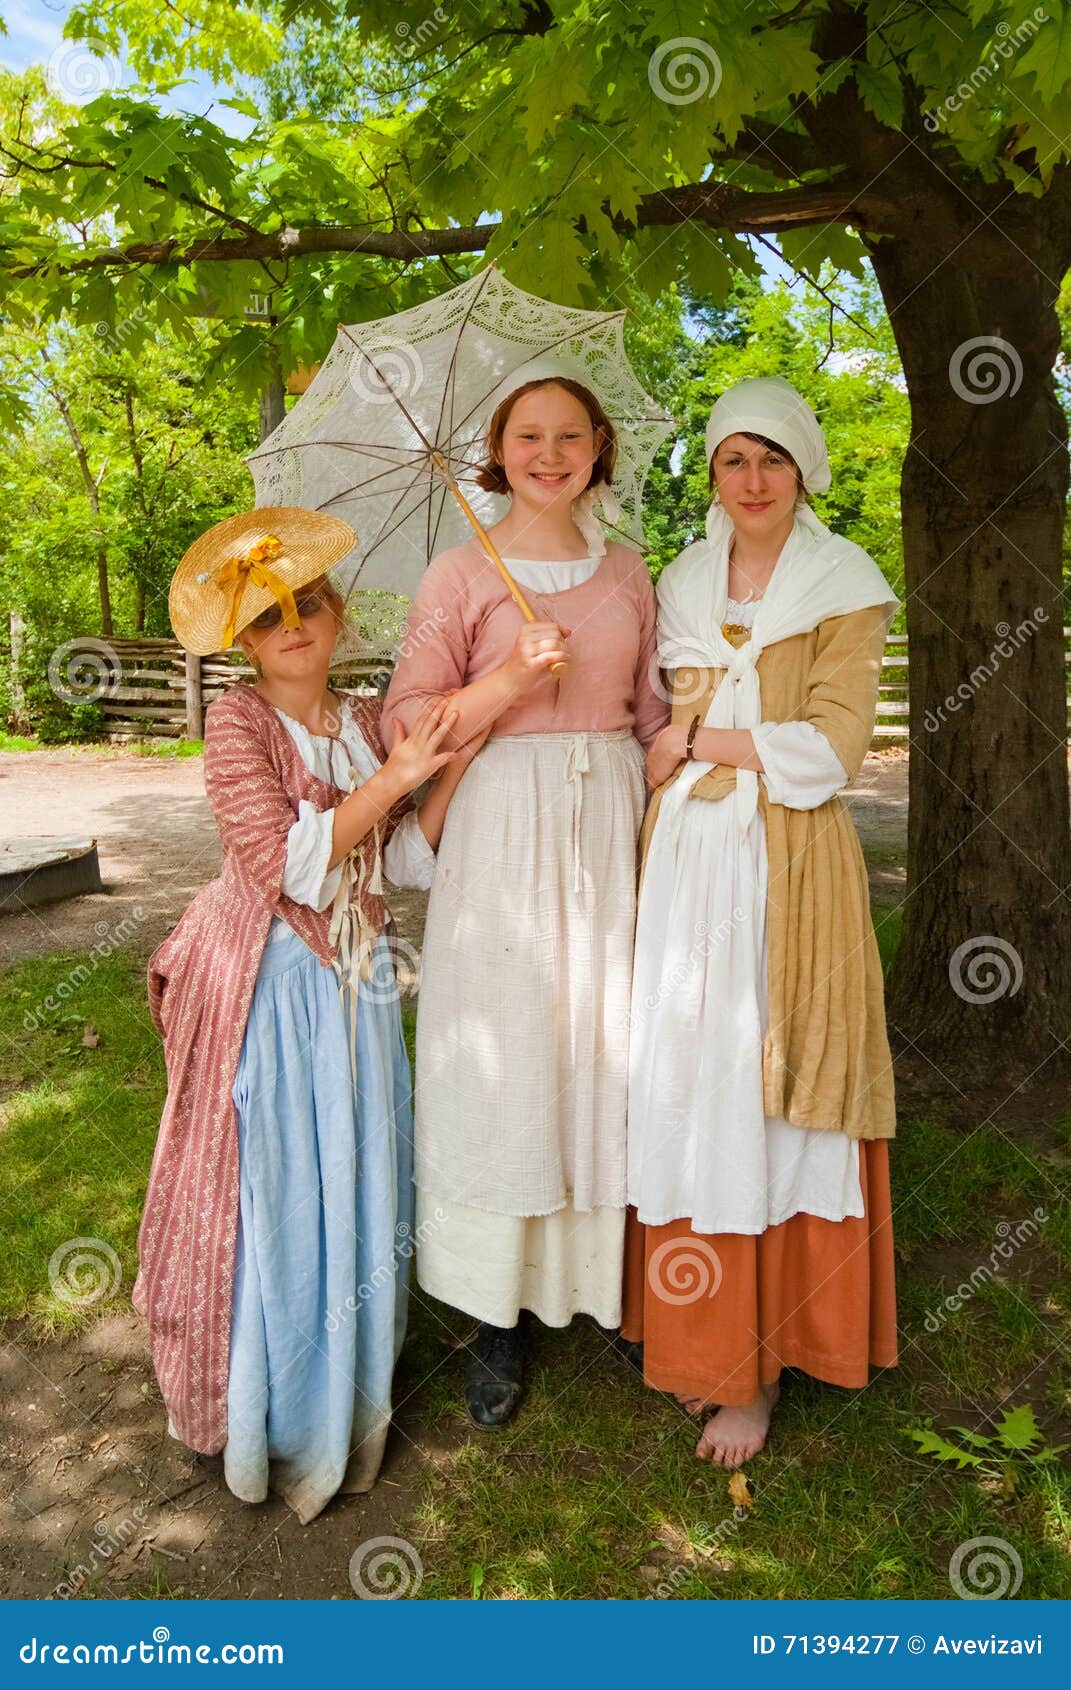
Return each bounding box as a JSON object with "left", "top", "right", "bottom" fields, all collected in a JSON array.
[{"left": 213, "top": 535, "right": 300, "bottom": 649}]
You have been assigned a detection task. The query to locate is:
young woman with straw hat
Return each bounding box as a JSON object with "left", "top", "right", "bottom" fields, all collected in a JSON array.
[
  {"left": 622, "top": 378, "right": 899, "bottom": 1469},
  {"left": 133, "top": 507, "right": 478, "bottom": 1524}
]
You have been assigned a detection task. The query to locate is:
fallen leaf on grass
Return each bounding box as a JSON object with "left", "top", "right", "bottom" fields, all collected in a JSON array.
[
  {"left": 728, "top": 1471, "right": 754, "bottom": 1511},
  {"left": 81, "top": 1026, "right": 100, "bottom": 1048}
]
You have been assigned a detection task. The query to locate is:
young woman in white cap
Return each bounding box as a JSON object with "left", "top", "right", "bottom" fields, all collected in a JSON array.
[
  {"left": 135, "top": 508, "right": 478, "bottom": 1523},
  {"left": 621, "top": 378, "right": 899, "bottom": 1468},
  {"left": 383, "top": 369, "right": 667, "bottom": 1426}
]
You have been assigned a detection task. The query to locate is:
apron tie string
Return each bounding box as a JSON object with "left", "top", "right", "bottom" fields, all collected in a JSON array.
[{"left": 563, "top": 734, "right": 592, "bottom": 898}]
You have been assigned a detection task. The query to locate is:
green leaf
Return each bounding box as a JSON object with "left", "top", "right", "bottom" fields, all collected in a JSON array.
[
  {"left": 1017, "top": 10, "right": 1071, "bottom": 106},
  {"left": 907, "top": 1426, "right": 985, "bottom": 1468},
  {"left": 995, "top": 1404, "right": 1042, "bottom": 1452},
  {"left": 853, "top": 63, "right": 905, "bottom": 130}
]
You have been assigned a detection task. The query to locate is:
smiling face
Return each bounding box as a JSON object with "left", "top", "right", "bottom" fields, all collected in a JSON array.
[
  {"left": 711, "top": 432, "right": 801, "bottom": 538},
  {"left": 498, "top": 383, "right": 603, "bottom": 512},
  {"left": 238, "top": 575, "right": 341, "bottom": 684}
]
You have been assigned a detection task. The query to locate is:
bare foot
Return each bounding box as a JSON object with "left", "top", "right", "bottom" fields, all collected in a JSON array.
[
  {"left": 675, "top": 1392, "right": 708, "bottom": 1417},
  {"left": 695, "top": 1380, "right": 781, "bottom": 1467}
]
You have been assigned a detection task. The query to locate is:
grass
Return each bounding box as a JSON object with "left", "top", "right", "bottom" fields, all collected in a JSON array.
[
  {"left": 1, "top": 948, "right": 1070, "bottom": 1598},
  {"left": 0, "top": 734, "right": 203, "bottom": 758}
]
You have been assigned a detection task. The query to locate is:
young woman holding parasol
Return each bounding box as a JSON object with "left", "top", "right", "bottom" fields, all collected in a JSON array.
[{"left": 383, "top": 366, "right": 669, "bottom": 1426}]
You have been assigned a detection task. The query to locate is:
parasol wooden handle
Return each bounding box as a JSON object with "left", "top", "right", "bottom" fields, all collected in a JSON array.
[{"left": 432, "top": 452, "right": 568, "bottom": 677}]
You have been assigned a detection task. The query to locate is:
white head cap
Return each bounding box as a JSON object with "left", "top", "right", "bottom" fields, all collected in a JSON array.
[{"left": 704, "top": 376, "right": 831, "bottom": 494}]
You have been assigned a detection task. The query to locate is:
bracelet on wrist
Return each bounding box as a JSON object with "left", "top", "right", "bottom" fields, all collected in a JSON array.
[{"left": 684, "top": 714, "right": 701, "bottom": 760}]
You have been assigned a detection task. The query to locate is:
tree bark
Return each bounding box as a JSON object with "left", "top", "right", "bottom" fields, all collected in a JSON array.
[
  {"left": 869, "top": 225, "right": 1071, "bottom": 1088},
  {"left": 39, "top": 357, "right": 113, "bottom": 636},
  {"left": 258, "top": 342, "right": 286, "bottom": 443}
]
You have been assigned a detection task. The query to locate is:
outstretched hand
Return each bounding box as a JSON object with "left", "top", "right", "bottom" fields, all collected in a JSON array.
[{"left": 385, "top": 699, "right": 460, "bottom": 793}]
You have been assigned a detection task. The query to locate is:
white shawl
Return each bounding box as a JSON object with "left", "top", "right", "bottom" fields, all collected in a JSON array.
[{"left": 654, "top": 503, "right": 898, "bottom": 837}]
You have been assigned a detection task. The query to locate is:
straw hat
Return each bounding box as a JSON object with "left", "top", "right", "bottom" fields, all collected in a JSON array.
[{"left": 169, "top": 508, "right": 358, "bottom": 656}]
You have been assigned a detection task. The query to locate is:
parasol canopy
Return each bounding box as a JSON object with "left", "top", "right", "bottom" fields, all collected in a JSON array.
[{"left": 246, "top": 266, "right": 675, "bottom": 604}]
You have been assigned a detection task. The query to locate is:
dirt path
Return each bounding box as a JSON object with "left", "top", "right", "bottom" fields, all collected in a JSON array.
[
  {"left": 1, "top": 743, "right": 908, "bottom": 970},
  {"left": 0, "top": 745, "right": 428, "bottom": 969}
]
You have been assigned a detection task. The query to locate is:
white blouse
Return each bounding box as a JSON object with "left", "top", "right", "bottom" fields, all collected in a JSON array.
[
  {"left": 273, "top": 699, "right": 435, "bottom": 932},
  {"left": 502, "top": 554, "right": 601, "bottom": 591}
]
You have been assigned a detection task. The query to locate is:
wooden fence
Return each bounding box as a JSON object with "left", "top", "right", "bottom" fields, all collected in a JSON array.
[
  {"left": 71, "top": 628, "right": 1071, "bottom": 743},
  {"left": 97, "top": 640, "right": 391, "bottom": 740}
]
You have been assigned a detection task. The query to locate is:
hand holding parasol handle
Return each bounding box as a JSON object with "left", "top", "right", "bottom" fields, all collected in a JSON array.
[{"left": 431, "top": 452, "right": 568, "bottom": 677}]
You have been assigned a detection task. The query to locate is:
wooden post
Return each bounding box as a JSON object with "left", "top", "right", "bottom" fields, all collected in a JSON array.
[
  {"left": 8, "top": 611, "right": 27, "bottom": 729},
  {"left": 184, "top": 650, "right": 203, "bottom": 740}
]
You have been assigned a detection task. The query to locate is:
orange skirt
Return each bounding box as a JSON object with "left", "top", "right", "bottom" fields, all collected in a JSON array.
[{"left": 621, "top": 1140, "right": 898, "bottom": 1403}]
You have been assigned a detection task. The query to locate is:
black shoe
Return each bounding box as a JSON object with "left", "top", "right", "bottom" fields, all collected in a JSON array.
[
  {"left": 465, "top": 1320, "right": 525, "bottom": 1428},
  {"left": 613, "top": 1334, "right": 644, "bottom": 1375}
]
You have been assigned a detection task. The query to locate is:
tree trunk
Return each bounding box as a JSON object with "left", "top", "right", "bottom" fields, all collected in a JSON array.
[
  {"left": 258, "top": 343, "right": 286, "bottom": 443},
  {"left": 869, "top": 229, "right": 1071, "bottom": 1089}
]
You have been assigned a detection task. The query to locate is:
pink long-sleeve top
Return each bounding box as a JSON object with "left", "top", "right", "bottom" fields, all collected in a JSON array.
[{"left": 382, "top": 537, "right": 669, "bottom": 750}]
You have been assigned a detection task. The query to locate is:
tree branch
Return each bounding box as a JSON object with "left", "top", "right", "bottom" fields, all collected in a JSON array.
[{"left": 11, "top": 180, "right": 897, "bottom": 278}]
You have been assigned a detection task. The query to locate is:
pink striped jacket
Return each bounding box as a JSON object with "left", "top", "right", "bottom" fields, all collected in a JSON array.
[{"left": 132, "top": 684, "right": 405, "bottom": 1453}]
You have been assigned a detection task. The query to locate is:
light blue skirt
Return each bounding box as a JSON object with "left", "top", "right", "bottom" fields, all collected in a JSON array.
[{"left": 222, "top": 925, "right": 414, "bottom": 1524}]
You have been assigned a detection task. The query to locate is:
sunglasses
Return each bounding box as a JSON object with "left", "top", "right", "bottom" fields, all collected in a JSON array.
[{"left": 248, "top": 590, "right": 331, "bottom": 632}]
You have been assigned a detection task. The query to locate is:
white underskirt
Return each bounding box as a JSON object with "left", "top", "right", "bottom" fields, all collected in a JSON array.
[{"left": 415, "top": 1189, "right": 624, "bottom": 1329}]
